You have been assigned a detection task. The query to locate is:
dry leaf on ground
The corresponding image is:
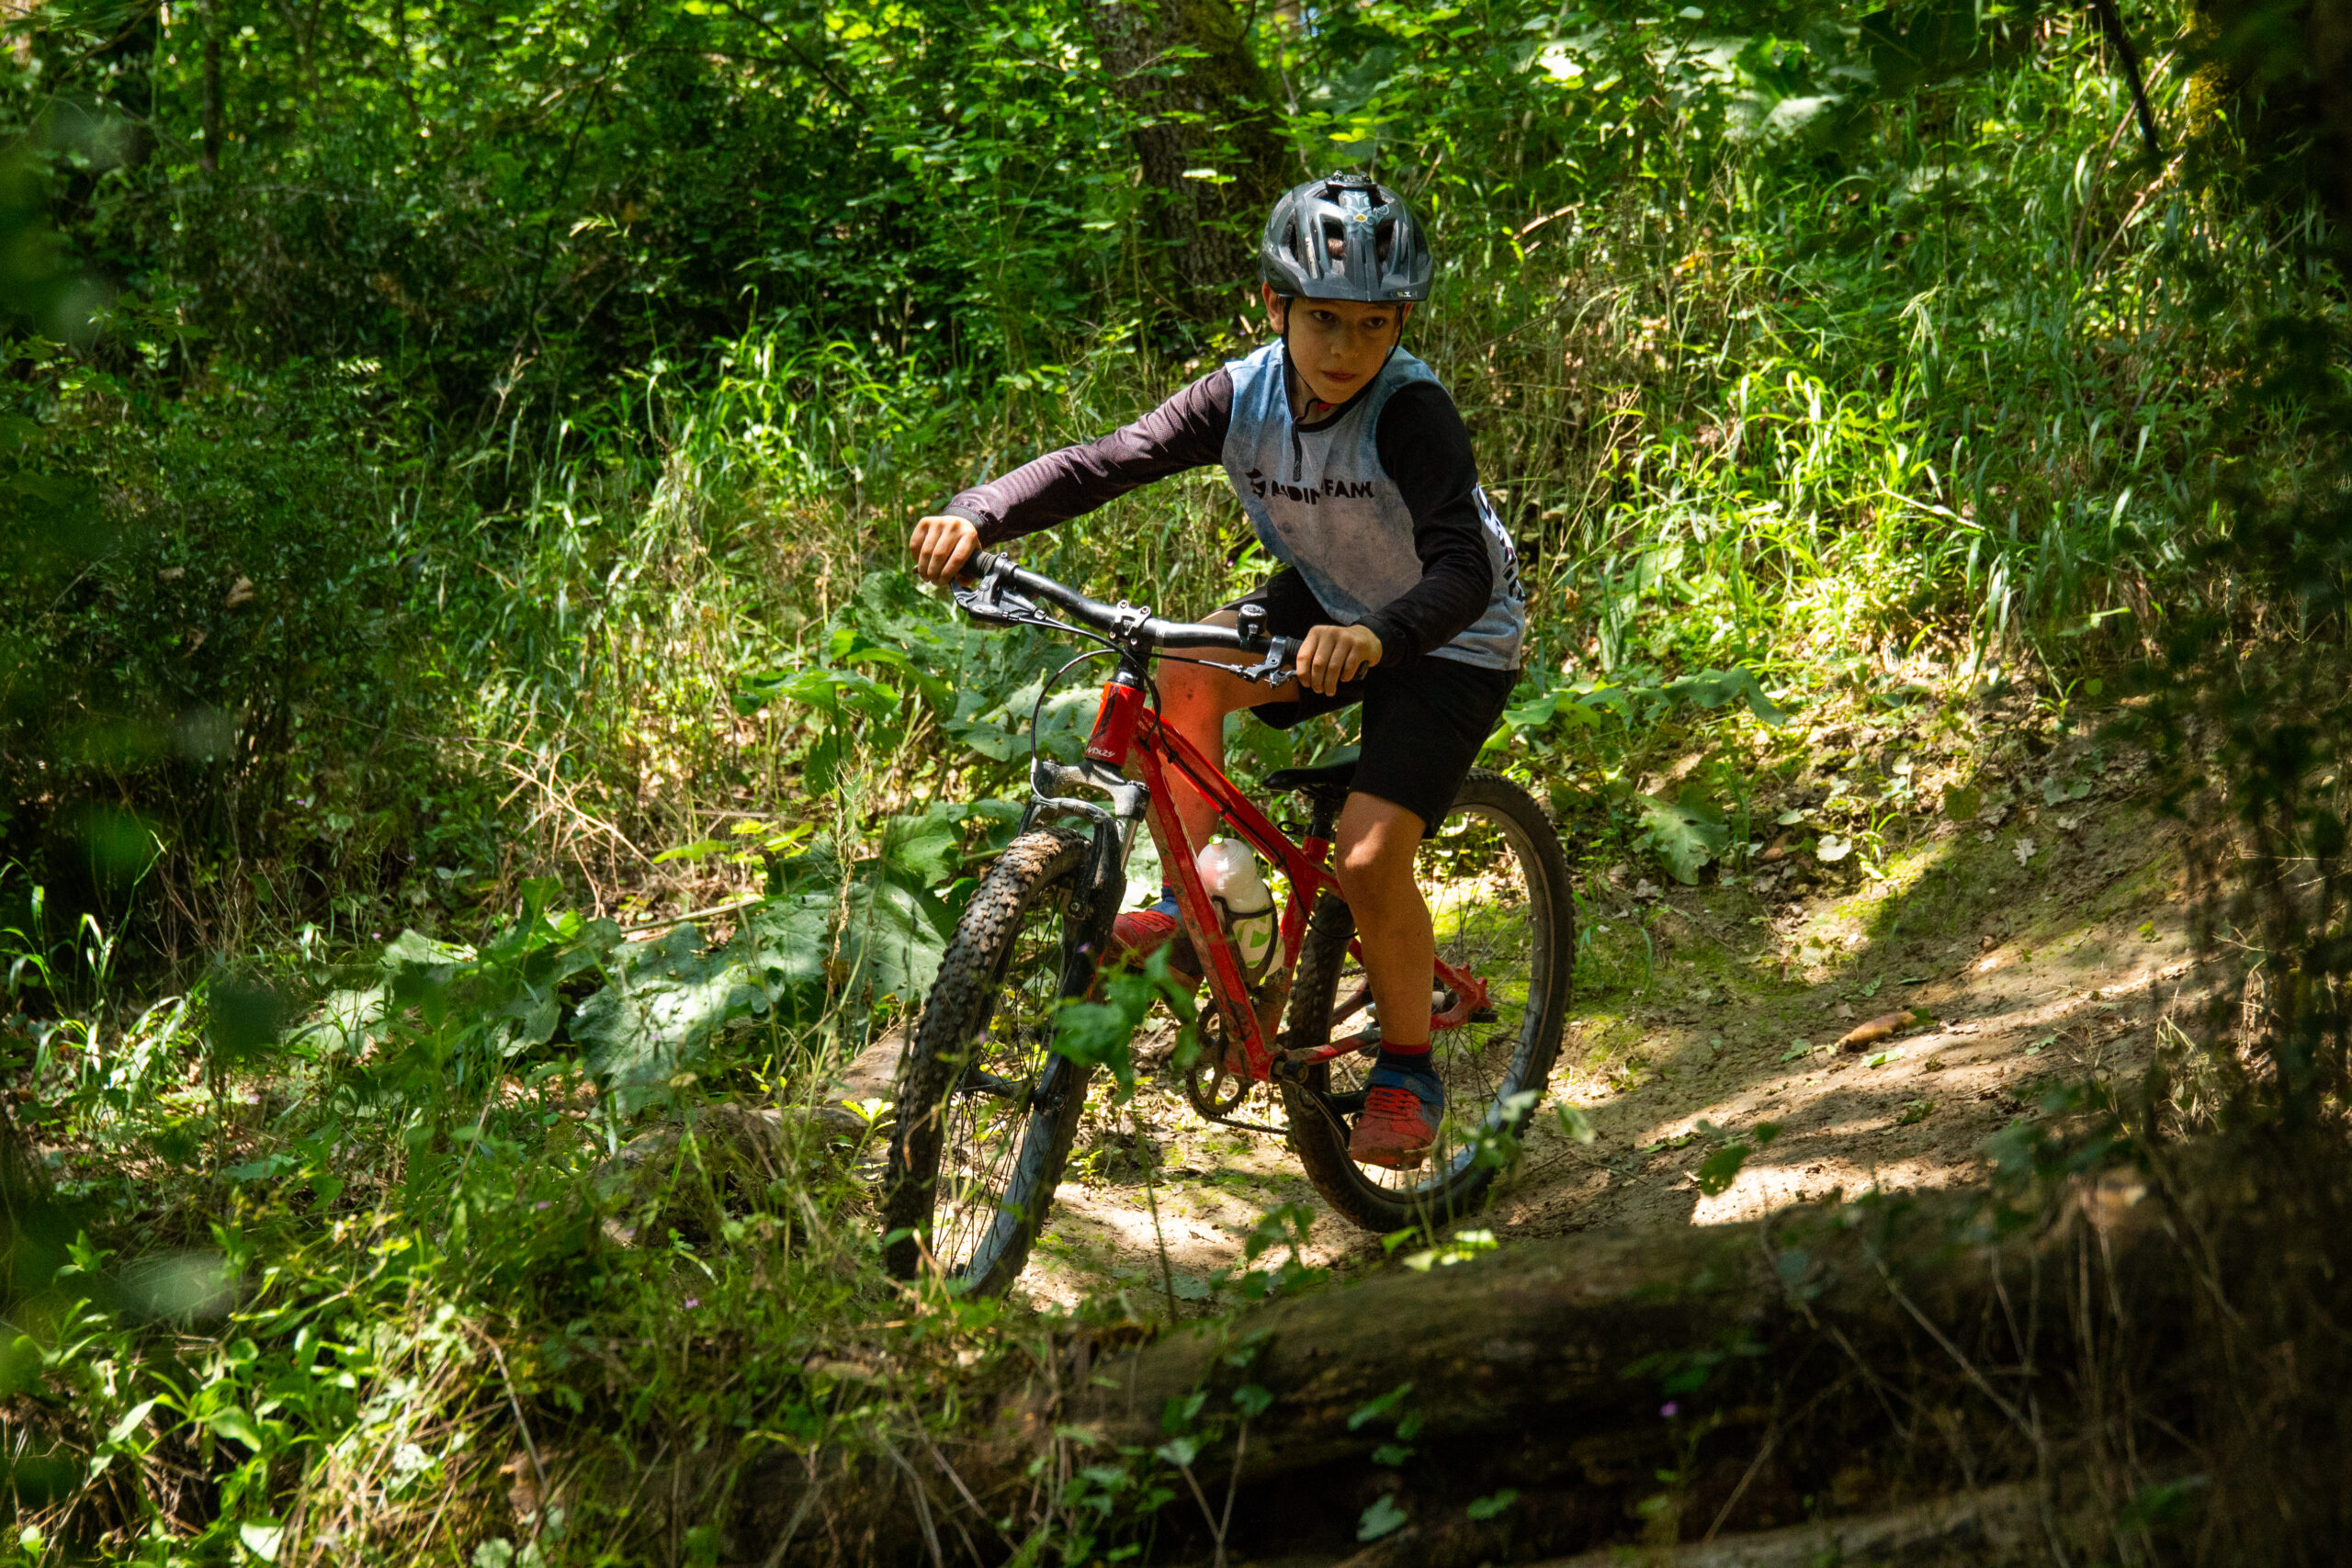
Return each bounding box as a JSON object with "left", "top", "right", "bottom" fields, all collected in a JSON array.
[{"left": 1838, "top": 1010, "right": 1921, "bottom": 1052}]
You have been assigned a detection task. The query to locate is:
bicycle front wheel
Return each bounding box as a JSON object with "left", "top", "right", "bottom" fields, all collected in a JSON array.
[
  {"left": 881, "top": 827, "right": 1096, "bottom": 1295},
  {"left": 1280, "top": 768, "right": 1576, "bottom": 1233}
]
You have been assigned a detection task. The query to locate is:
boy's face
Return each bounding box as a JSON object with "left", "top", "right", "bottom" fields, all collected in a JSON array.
[{"left": 1263, "top": 283, "right": 1413, "bottom": 409}]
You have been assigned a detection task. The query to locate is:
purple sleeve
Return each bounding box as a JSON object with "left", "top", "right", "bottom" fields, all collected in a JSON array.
[
  {"left": 940, "top": 371, "right": 1233, "bottom": 545},
  {"left": 1359, "top": 382, "right": 1497, "bottom": 670}
]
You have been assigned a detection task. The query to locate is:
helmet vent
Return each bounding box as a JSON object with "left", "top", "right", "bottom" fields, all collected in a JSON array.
[{"left": 1260, "top": 173, "right": 1434, "bottom": 302}]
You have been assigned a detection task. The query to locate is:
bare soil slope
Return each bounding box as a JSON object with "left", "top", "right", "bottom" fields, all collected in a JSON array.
[{"left": 1011, "top": 709, "right": 2195, "bottom": 1311}]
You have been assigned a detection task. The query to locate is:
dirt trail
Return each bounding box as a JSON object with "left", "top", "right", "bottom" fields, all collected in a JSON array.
[{"left": 1012, "top": 731, "right": 2198, "bottom": 1313}]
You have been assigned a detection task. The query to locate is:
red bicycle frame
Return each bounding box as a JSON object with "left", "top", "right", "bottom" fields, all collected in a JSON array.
[{"left": 1080, "top": 668, "right": 1489, "bottom": 1083}]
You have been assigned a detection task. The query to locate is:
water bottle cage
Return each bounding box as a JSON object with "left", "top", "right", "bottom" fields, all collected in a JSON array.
[{"left": 1209, "top": 893, "right": 1277, "bottom": 984}]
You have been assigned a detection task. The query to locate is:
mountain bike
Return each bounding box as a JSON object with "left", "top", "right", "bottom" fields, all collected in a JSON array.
[{"left": 880, "top": 551, "right": 1575, "bottom": 1295}]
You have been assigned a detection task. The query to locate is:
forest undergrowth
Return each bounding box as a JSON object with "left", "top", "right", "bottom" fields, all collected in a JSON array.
[{"left": 6, "top": 0, "right": 2352, "bottom": 1562}]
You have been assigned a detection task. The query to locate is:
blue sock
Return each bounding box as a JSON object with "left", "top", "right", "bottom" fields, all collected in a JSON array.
[
  {"left": 1148, "top": 882, "right": 1178, "bottom": 918},
  {"left": 1369, "top": 1050, "right": 1443, "bottom": 1107}
]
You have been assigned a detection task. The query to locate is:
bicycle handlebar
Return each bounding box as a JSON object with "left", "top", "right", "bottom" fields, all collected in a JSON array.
[{"left": 957, "top": 549, "right": 1295, "bottom": 675}]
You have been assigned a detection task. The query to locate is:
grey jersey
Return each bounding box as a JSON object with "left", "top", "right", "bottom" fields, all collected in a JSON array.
[{"left": 1218, "top": 342, "right": 1525, "bottom": 671}]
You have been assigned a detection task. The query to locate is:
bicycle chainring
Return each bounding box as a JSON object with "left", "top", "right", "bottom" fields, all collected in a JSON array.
[{"left": 1183, "top": 1031, "right": 1251, "bottom": 1118}]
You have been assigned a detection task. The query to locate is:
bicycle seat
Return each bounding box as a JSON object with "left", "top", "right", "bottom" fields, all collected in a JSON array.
[{"left": 1263, "top": 756, "right": 1357, "bottom": 802}]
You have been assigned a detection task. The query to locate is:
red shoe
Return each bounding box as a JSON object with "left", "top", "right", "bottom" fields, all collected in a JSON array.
[
  {"left": 1349, "top": 1065, "right": 1442, "bottom": 1169},
  {"left": 1109, "top": 908, "right": 1204, "bottom": 986}
]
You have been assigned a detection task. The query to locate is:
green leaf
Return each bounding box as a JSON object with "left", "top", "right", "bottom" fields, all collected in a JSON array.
[
  {"left": 876, "top": 804, "right": 964, "bottom": 887},
  {"left": 104, "top": 1397, "right": 158, "bottom": 1446},
  {"left": 239, "top": 1520, "right": 285, "bottom": 1562},
  {"left": 1466, "top": 1488, "right": 1520, "bottom": 1520},
  {"left": 1695, "top": 1143, "right": 1751, "bottom": 1196},
  {"left": 1554, "top": 1102, "right": 1597, "bottom": 1144},
  {"left": 1661, "top": 667, "right": 1787, "bottom": 724},
  {"left": 1348, "top": 1382, "right": 1413, "bottom": 1431},
  {"left": 1861, "top": 0, "right": 2027, "bottom": 94},
  {"left": 652, "top": 839, "right": 732, "bottom": 864},
  {"left": 571, "top": 924, "right": 772, "bottom": 1111},
  {"left": 208, "top": 1407, "right": 267, "bottom": 1450},
  {"left": 1357, "top": 1495, "right": 1409, "bottom": 1541},
  {"left": 1052, "top": 946, "right": 1195, "bottom": 1096},
  {"left": 1053, "top": 998, "right": 1137, "bottom": 1091},
  {"left": 833, "top": 863, "right": 956, "bottom": 1007},
  {"left": 1639, "top": 795, "right": 1729, "bottom": 885}
]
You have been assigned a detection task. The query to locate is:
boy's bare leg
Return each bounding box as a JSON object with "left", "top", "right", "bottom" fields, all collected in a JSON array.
[
  {"left": 1340, "top": 792, "right": 1443, "bottom": 1168},
  {"left": 1153, "top": 611, "right": 1288, "bottom": 854},
  {"left": 1160, "top": 636, "right": 1432, "bottom": 1045},
  {"left": 1333, "top": 795, "right": 1432, "bottom": 1049}
]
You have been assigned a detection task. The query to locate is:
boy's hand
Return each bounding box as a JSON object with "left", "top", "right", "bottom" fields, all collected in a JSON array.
[
  {"left": 910, "top": 513, "right": 980, "bottom": 584},
  {"left": 1295, "top": 623, "right": 1382, "bottom": 696}
]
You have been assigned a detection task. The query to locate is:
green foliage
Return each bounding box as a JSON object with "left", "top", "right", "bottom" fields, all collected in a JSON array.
[
  {"left": 2, "top": 0, "right": 2348, "bottom": 1557},
  {"left": 1641, "top": 792, "right": 1734, "bottom": 886},
  {"left": 1052, "top": 945, "right": 1200, "bottom": 1098}
]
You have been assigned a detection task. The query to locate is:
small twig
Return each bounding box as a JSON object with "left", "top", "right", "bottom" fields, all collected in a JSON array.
[
  {"left": 1136, "top": 1104, "right": 1182, "bottom": 1320},
  {"left": 1867, "top": 1248, "right": 2034, "bottom": 1438},
  {"left": 479, "top": 1334, "right": 550, "bottom": 1535},
  {"left": 757, "top": 1452, "right": 822, "bottom": 1568},
  {"left": 876, "top": 1435, "right": 947, "bottom": 1568},
  {"left": 1172, "top": 1460, "right": 1225, "bottom": 1562},
  {"left": 1702, "top": 1415, "right": 1777, "bottom": 1542},
  {"left": 911, "top": 1424, "right": 1001, "bottom": 1540},
  {"left": 1214, "top": 1419, "right": 1249, "bottom": 1567},
  {"left": 617, "top": 895, "right": 764, "bottom": 934},
  {"left": 1758, "top": 1215, "right": 1913, "bottom": 1431}
]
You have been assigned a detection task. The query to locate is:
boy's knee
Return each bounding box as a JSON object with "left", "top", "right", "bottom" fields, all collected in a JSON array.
[
  {"left": 1335, "top": 834, "right": 1413, "bottom": 903},
  {"left": 1159, "top": 662, "right": 1225, "bottom": 716}
]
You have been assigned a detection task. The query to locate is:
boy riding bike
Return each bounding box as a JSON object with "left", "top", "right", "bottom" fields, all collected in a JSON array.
[{"left": 910, "top": 173, "right": 1525, "bottom": 1170}]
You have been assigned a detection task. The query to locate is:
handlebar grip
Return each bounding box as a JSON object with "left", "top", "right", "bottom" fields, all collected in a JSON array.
[{"left": 960, "top": 547, "right": 1003, "bottom": 583}]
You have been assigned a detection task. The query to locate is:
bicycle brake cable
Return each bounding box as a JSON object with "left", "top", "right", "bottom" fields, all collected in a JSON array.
[{"left": 1028, "top": 647, "right": 1122, "bottom": 772}]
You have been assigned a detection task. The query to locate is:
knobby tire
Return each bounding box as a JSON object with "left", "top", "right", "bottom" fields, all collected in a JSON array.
[{"left": 882, "top": 827, "right": 1096, "bottom": 1296}]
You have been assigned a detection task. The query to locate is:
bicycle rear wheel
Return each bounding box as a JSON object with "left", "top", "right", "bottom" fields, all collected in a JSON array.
[
  {"left": 1280, "top": 768, "right": 1575, "bottom": 1233},
  {"left": 882, "top": 827, "right": 1096, "bottom": 1295}
]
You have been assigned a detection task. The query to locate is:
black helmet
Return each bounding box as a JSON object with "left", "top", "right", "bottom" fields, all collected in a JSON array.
[{"left": 1259, "top": 173, "right": 1435, "bottom": 303}]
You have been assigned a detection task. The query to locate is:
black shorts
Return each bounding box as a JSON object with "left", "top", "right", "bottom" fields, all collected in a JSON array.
[{"left": 1223, "top": 569, "right": 1518, "bottom": 830}]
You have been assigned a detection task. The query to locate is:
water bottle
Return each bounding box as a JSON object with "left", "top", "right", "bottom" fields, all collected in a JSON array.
[{"left": 1196, "top": 838, "right": 1275, "bottom": 981}]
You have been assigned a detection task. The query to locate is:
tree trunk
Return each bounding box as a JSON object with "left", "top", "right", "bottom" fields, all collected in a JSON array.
[
  {"left": 2188, "top": 0, "right": 2352, "bottom": 220},
  {"left": 1086, "top": 0, "right": 1293, "bottom": 328},
  {"left": 734, "top": 1178, "right": 2211, "bottom": 1565}
]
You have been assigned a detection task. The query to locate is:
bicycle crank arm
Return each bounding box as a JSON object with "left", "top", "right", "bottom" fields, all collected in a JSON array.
[
  {"left": 1431, "top": 961, "right": 1491, "bottom": 1030},
  {"left": 1282, "top": 1033, "right": 1380, "bottom": 1067}
]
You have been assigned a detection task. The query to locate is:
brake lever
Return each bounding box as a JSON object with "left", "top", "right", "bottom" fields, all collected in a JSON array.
[
  {"left": 954, "top": 555, "right": 1041, "bottom": 626},
  {"left": 1234, "top": 636, "right": 1298, "bottom": 686}
]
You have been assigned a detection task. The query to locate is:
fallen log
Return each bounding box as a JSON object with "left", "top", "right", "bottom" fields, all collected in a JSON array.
[
  {"left": 1527, "top": 1481, "right": 2038, "bottom": 1568},
  {"left": 738, "top": 1173, "right": 2199, "bottom": 1565}
]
